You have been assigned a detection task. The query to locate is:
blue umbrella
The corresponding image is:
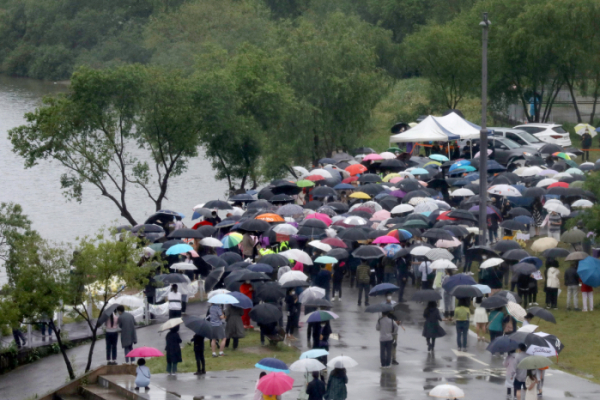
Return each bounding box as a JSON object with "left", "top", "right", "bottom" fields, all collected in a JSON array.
[
  {"left": 165, "top": 243, "right": 194, "bottom": 255},
  {"left": 229, "top": 291, "right": 253, "bottom": 309},
  {"left": 369, "top": 283, "right": 400, "bottom": 296},
  {"left": 578, "top": 257, "right": 600, "bottom": 287},
  {"left": 449, "top": 160, "right": 471, "bottom": 172},
  {"left": 442, "top": 273, "right": 476, "bottom": 293},
  {"left": 451, "top": 179, "right": 470, "bottom": 187},
  {"left": 255, "top": 358, "right": 290, "bottom": 373},
  {"left": 395, "top": 229, "right": 413, "bottom": 240},
  {"left": 208, "top": 293, "right": 240, "bottom": 305},
  {"left": 384, "top": 244, "right": 402, "bottom": 257},
  {"left": 333, "top": 183, "right": 355, "bottom": 190},
  {"left": 410, "top": 168, "right": 429, "bottom": 175},
  {"left": 464, "top": 172, "right": 480, "bottom": 181},
  {"left": 300, "top": 349, "right": 329, "bottom": 359},
  {"left": 487, "top": 336, "right": 520, "bottom": 354},
  {"left": 248, "top": 263, "right": 274, "bottom": 273},
  {"left": 430, "top": 154, "right": 449, "bottom": 162},
  {"left": 520, "top": 256, "right": 542, "bottom": 269},
  {"left": 514, "top": 215, "right": 534, "bottom": 225}
]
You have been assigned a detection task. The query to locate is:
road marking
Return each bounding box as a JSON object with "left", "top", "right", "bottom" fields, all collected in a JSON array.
[{"left": 451, "top": 349, "right": 489, "bottom": 366}]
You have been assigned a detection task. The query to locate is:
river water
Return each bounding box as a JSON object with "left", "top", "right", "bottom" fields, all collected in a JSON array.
[{"left": 0, "top": 75, "right": 228, "bottom": 284}]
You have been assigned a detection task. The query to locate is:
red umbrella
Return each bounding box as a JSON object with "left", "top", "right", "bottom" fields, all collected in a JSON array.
[
  {"left": 192, "top": 221, "right": 214, "bottom": 229},
  {"left": 126, "top": 347, "right": 164, "bottom": 358},
  {"left": 342, "top": 176, "right": 359, "bottom": 184},
  {"left": 548, "top": 182, "right": 569, "bottom": 189},
  {"left": 305, "top": 213, "right": 333, "bottom": 226},
  {"left": 305, "top": 175, "right": 325, "bottom": 182},
  {"left": 321, "top": 238, "right": 347, "bottom": 248},
  {"left": 352, "top": 206, "right": 374, "bottom": 215},
  {"left": 345, "top": 164, "right": 367, "bottom": 176},
  {"left": 437, "top": 211, "right": 457, "bottom": 221},
  {"left": 257, "top": 372, "right": 294, "bottom": 395}
]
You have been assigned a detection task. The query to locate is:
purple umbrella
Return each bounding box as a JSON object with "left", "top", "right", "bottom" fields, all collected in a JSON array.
[
  {"left": 442, "top": 273, "right": 477, "bottom": 292},
  {"left": 389, "top": 190, "right": 407, "bottom": 199},
  {"left": 468, "top": 205, "right": 502, "bottom": 220}
]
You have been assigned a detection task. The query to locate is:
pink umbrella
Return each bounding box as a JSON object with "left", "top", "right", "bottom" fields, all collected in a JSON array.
[
  {"left": 257, "top": 372, "right": 294, "bottom": 395},
  {"left": 189, "top": 249, "right": 199, "bottom": 258},
  {"left": 390, "top": 177, "right": 403, "bottom": 184},
  {"left": 418, "top": 181, "right": 428, "bottom": 187},
  {"left": 435, "top": 238, "right": 461, "bottom": 248},
  {"left": 352, "top": 206, "right": 374, "bottom": 215},
  {"left": 292, "top": 261, "right": 304, "bottom": 272},
  {"left": 305, "top": 213, "right": 332, "bottom": 226},
  {"left": 362, "top": 154, "right": 383, "bottom": 162},
  {"left": 321, "top": 238, "right": 347, "bottom": 248},
  {"left": 126, "top": 347, "right": 164, "bottom": 358},
  {"left": 372, "top": 236, "right": 400, "bottom": 244},
  {"left": 370, "top": 210, "right": 391, "bottom": 221}
]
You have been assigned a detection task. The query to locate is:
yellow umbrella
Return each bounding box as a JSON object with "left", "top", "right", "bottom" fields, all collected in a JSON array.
[
  {"left": 531, "top": 237, "right": 558, "bottom": 253},
  {"left": 382, "top": 173, "right": 401, "bottom": 182},
  {"left": 424, "top": 161, "right": 442, "bottom": 167},
  {"left": 575, "top": 123, "right": 597, "bottom": 137},
  {"left": 349, "top": 192, "right": 371, "bottom": 200}
]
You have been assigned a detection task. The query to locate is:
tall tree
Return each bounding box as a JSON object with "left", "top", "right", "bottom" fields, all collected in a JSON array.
[
  {"left": 9, "top": 65, "right": 201, "bottom": 225},
  {"left": 0, "top": 202, "right": 32, "bottom": 262}
]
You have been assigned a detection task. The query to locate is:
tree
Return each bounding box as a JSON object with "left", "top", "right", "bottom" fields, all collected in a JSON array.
[
  {"left": 0, "top": 232, "right": 76, "bottom": 379},
  {"left": 9, "top": 65, "right": 201, "bottom": 225},
  {"left": 66, "top": 229, "right": 152, "bottom": 372},
  {"left": 0, "top": 202, "right": 32, "bottom": 263},
  {"left": 403, "top": 22, "right": 480, "bottom": 109}
]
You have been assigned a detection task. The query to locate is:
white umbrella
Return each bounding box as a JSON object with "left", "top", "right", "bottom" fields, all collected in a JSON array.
[
  {"left": 430, "top": 259, "right": 457, "bottom": 270},
  {"left": 379, "top": 152, "right": 396, "bottom": 160},
  {"left": 308, "top": 169, "right": 333, "bottom": 179},
  {"left": 273, "top": 224, "right": 299, "bottom": 235},
  {"left": 408, "top": 197, "right": 429, "bottom": 205},
  {"left": 410, "top": 246, "right": 432, "bottom": 256},
  {"left": 426, "top": 248, "right": 454, "bottom": 261},
  {"left": 414, "top": 201, "right": 439, "bottom": 213},
  {"left": 200, "top": 237, "right": 223, "bottom": 247},
  {"left": 159, "top": 317, "right": 183, "bottom": 332},
  {"left": 207, "top": 289, "right": 230, "bottom": 299},
  {"left": 536, "top": 178, "right": 558, "bottom": 188},
  {"left": 545, "top": 199, "right": 564, "bottom": 207},
  {"left": 519, "top": 166, "right": 544, "bottom": 177},
  {"left": 429, "top": 384, "right": 465, "bottom": 399},
  {"left": 290, "top": 358, "right": 326, "bottom": 372},
  {"left": 518, "top": 324, "right": 538, "bottom": 333},
  {"left": 435, "top": 238, "right": 461, "bottom": 248},
  {"left": 506, "top": 301, "right": 527, "bottom": 322},
  {"left": 572, "top": 199, "right": 593, "bottom": 208},
  {"left": 465, "top": 226, "right": 479, "bottom": 234},
  {"left": 531, "top": 237, "right": 559, "bottom": 253},
  {"left": 114, "top": 295, "right": 144, "bottom": 308},
  {"left": 293, "top": 166, "right": 310, "bottom": 176},
  {"left": 543, "top": 203, "right": 570, "bottom": 216},
  {"left": 399, "top": 171, "right": 415, "bottom": 179},
  {"left": 171, "top": 262, "right": 198, "bottom": 271},
  {"left": 280, "top": 249, "right": 313, "bottom": 265},
  {"left": 391, "top": 204, "right": 415, "bottom": 214},
  {"left": 279, "top": 271, "right": 308, "bottom": 285},
  {"left": 480, "top": 258, "right": 504, "bottom": 269},
  {"left": 299, "top": 287, "right": 325, "bottom": 303},
  {"left": 552, "top": 172, "right": 572, "bottom": 180},
  {"left": 450, "top": 188, "right": 475, "bottom": 197},
  {"left": 207, "top": 293, "right": 239, "bottom": 305},
  {"left": 231, "top": 206, "right": 244, "bottom": 216},
  {"left": 308, "top": 240, "right": 332, "bottom": 253},
  {"left": 343, "top": 216, "right": 367, "bottom": 226},
  {"left": 488, "top": 184, "right": 521, "bottom": 197},
  {"left": 192, "top": 204, "right": 213, "bottom": 218},
  {"left": 327, "top": 355, "right": 358, "bottom": 369}
]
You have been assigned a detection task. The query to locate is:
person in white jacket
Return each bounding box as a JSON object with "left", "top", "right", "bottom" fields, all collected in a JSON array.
[{"left": 545, "top": 267, "right": 560, "bottom": 309}]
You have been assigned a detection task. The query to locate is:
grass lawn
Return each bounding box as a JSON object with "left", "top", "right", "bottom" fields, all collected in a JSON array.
[
  {"left": 146, "top": 330, "right": 300, "bottom": 374},
  {"left": 470, "top": 239, "right": 600, "bottom": 382}
]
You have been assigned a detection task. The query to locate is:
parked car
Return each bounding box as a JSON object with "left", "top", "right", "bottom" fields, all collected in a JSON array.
[
  {"left": 489, "top": 127, "right": 545, "bottom": 151},
  {"left": 512, "top": 123, "right": 572, "bottom": 146},
  {"left": 463, "top": 136, "right": 541, "bottom": 165}
]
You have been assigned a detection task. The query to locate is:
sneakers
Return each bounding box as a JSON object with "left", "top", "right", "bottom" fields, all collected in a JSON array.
[
  {"left": 212, "top": 353, "right": 218, "bottom": 358},
  {"left": 219, "top": 352, "right": 225, "bottom": 356},
  {"left": 392, "top": 360, "right": 399, "bottom": 365}
]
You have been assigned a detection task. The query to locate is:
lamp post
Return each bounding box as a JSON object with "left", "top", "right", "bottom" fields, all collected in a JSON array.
[{"left": 478, "top": 12, "right": 491, "bottom": 246}]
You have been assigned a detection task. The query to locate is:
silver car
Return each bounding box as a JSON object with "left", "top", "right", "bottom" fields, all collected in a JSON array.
[{"left": 489, "top": 127, "right": 545, "bottom": 151}]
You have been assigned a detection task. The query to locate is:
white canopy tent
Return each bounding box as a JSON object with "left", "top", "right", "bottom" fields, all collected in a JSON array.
[
  {"left": 435, "top": 112, "right": 481, "bottom": 140},
  {"left": 389, "top": 116, "right": 460, "bottom": 143}
]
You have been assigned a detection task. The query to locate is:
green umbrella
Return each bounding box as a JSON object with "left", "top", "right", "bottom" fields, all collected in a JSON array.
[
  {"left": 297, "top": 180, "right": 316, "bottom": 188},
  {"left": 314, "top": 256, "right": 339, "bottom": 264},
  {"left": 402, "top": 219, "right": 429, "bottom": 228},
  {"left": 561, "top": 228, "right": 586, "bottom": 244},
  {"left": 149, "top": 243, "right": 164, "bottom": 252},
  {"left": 570, "top": 181, "right": 585, "bottom": 188},
  {"left": 565, "top": 159, "right": 579, "bottom": 168},
  {"left": 517, "top": 356, "right": 552, "bottom": 370}
]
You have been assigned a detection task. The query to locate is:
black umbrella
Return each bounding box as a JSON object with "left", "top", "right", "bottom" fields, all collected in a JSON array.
[
  {"left": 270, "top": 194, "right": 294, "bottom": 203},
  {"left": 465, "top": 246, "right": 499, "bottom": 261},
  {"left": 204, "top": 200, "right": 233, "bottom": 210},
  {"left": 204, "top": 267, "right": 225, "bottom": 292},
  {"left": 539, "top": 144, "right": 563, "bottom": 154},
  {"left": 446, "top": 209, "right": 478, "bottom": 222},
  {"left": 250, "top": 303, "right": 283, "bottom": 325},
  {"left": 487, "top": 336, "right": 520, "bottom": 354},
  {"left": 359, "top": 183, "right": 386, "bottom": 196},
  {"left": 380, "top": 159, "right": 405, "bottom": 171},
  {"left": 494, "top": 290, "right": 522, "bottom": 303},
  {"left": 301, "top": 219, "right": 329, "bottom": 229},
  {"left": 503, "top": 249, "right": 530, "bottom": 261},
  {"left": 541, "top": 248, "right": 570, "bottom": 258},
  {"left": 522, "top": 187, "right": 546, "bottom": 198},
  {"left": 229, "top": 193, "right": 257, "bottom": 202},
  {"left": 527, "top": 306, "right": 557, "bottom": 324},
  {"left": 451, "top": 285, "right": 483, "bottom": 298},
  {"left": 481, "top": 296, "right": 508, "bottom": 309},
  {"left": 353, "top": 147, "right": 376, "bottom": 155},
  {"left": 144, "top": 210, "right": 181, "bottom": 225},
  {"left": 501, "top": 219, "right": 528, "bottom": 231},
  {"left": 328, "top": 202, "right": 349, "bottom": 213},
  {"left": 161, "top": 239, "right": 185, "bottom": 250},
  {"left": 304, "top": 200, "right": 323, "bottom": 210},
  {"left": 154, "top": 274, "right": 190, "bottom": 284},
  {"left": 365, "top": 302, "right": 394, "bottom": 313},
  {"left": 297, "top": 226, "right": 326, "bottom": 239},
  {"left": 97, "top": 304, "right": 120, "bottom": 326},
  {"left": 228, "top": 270, "right": 271, "bottom": 283},
  {"left": 132, "top": 224, "right": 165, "bottom": 235},
  {"left": 202, "top": 255, "right": 228, "bottom": 269},
  {"left": 352, "top": 245, "right": 385, "bottom": 259},
  {"left": 338, "top": 228, "right": 370, "bottom": 241},
  {"left": 226, "top": 261, "right": 250, "bottom": 272},
  {"left": 236, "top": 219, "right": 271, "bottom": 233},
  {"left": 220, "top": 252, "right": 243, "bottom": 265},
  {"left": 257, "top": 188, "right": 274, "bottom": 201},
  {"left": 247, "top": 199, "right": 273, "bottom": 210},
  {"left": 508, "top": 332, "right": 549, "bottom": 348},
  {"left": 358, "top": 174, "right": 383, "bottom": 183},
  {"left": 410, "top": 290, "right": 442, "bottom": 302},
  {"left": 312, "top": 187, "right": 338, "bottom": 199},
  {"left": 513, "top": 262, "right": 538, "bottom": 276},
  {"left": 197, "top": 225, "right": 217, "bottom": 237},
  {"left": 422, "top": 228, "right": 454, "bottom": 241},
  {"left": 182, "top": 316, "right": 214, "bottom": 338},
  {"left": 281, "top": 280, "right": 310, "bottom": 289},
  {"left": 255, "top": 282, "right": 286, "bottom": 302},
  {"left": 271, "top": 182, "right": 302, "bottom": 196},
  {"left": 508, "top": 207, "right": 532, "bottom": 217},
  {"left": 303, "top": 298, "right": 333, "bottom": 308},
  {"left": 443, "top": 225, "right": 470, "bottom": 237},
  {"left": 493, "top": 240, "right": 522, "bottom": 253},
  {"left": 260, "top": 253, "right": 290, "bottom": 269},
  {"left": 399, "top": 179, "right": 423, "bottom": 192},
  {"left": 326, "top": 248, "right": 350, "bottom": 260},
  {"left": 169, "top": 228, "right": 205, "bottom": 239}
]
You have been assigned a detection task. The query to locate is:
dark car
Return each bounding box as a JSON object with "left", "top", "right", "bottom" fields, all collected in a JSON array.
[{"left": 467, "top": 137, "right": 541, "bottom": 165}]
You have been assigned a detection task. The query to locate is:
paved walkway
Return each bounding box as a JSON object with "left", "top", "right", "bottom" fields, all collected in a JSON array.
[{"left": 2, "top": 285, "right": 599, "bottom": 400}]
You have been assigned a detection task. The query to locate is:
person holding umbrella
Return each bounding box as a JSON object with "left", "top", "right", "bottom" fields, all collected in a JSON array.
[
  {"left": 422, "top": 301, "right": 445, "bottom": 352},
  {"left": 454, "top": 298, "right": 471, "bottom": 352},
  {"left": 545, "top": 265, "right": 560, "bottom": 309},
  {"left": 192, "top": 333, "right": 206, "bottom": 375},
  {"left": 503, "top": 349, "right": 518, "bottom": 399},
  {"left": 225, "top": 303, "right": 245, "bottom": 350},
  {"left": 581, "top": 130, "right": 593, "bottom": 162},
  {"left": 564, "top": 263, "right": 580, "bottom": 311},
  {"left": 117, "top": 305, "right": 137, "bottom": 364},
  {"left": 376, "top": 311, "right": 398, "bottom": 368},
  {"left": 306, "top": 371, "right": 326, "bottom": 400},
  {"left": 356, "top": 259, "right": 371, "bottom": 306},
  {"left": 165, "top": 326, "right": 182, "bottom": 375},
  {"left": 168, "top": 284, "right": 183, "bottom": 319},
  {"left": 104, "top": 308, "right": 119, "bottom": 365},
  {"left": 240, "top": 280, "right": 254, "bottom": 329},
  {"left": 325, "top": 363, "right": 348, "bottom": 400},
  {"left": 285, "top": 288, "right": 300, "bottom": 340},
  {"left": 514, "top": 343, "right": 529, "bottom": 400}
]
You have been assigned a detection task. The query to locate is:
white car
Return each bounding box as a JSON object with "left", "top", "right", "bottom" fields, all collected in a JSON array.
[{"left": 512, "top": 123, "right": 571, "bottom": 147}]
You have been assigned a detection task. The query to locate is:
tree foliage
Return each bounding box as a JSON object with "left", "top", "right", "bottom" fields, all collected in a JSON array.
[{"left": 0, "top": 202, "right": 32, "bottom": 262}]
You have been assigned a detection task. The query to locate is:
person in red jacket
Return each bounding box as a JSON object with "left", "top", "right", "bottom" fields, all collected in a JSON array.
[{"left": 240, "top": 281, "right": 254, "bottom": 328}]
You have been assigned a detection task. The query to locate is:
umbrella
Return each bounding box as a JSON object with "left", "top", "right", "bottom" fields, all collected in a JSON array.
[
  {"left": 410, "top": 245, "right": 434, "bottom": 256},
  {"left": 473, "top": 284, "right": 491, "bottom": 294},
  {"left": 480, "top": 258, "right": 505, "bottom": 269},
  {"left": 300, "top": 349, "right": 329, "bottom": 359},
  {"left": 506, "top": 302, "right": 527, "bottom": 322},
  {"left": 527, "top": 306, "right": 557, "bottom": 324},
  {"left": 509, "top": 331, "right": 549, "bottom": 347},
  {"left": 531, "top": 237, "right": 558, "bottom": 253},
  {"left": 170, "top": 262, "right": 198, "bottom": 271},
  {"left": 255, "top": 282, "right": 286, "bottom": 302},
  {"left": 517, "top": 356, "right": 552, "bottom": 370},
  {"left": 228, "top": 292, "right": 253, "bottom": 309},
  {"left": 503, "top": 249, "right": 530, "bottom": 261},
  {"left": 257, "top": 372, "right": 294, "bottom": 395},
  {"left": 352, "top": 245, "right": 385, "bottom": 259},
  {"left": 303, "top": 298, "right": 333, "bottom": 308},
  {"left": 97, "top": 304, "right": 120, "bottom": 326},
  {"left": 541, "top": 248, "right": 570, "bottom": 258},
  {"left": 248, "top": 264, "right": 274, "bottom": 273},
  {"left": 451, "top": 285, "right": 483, "bottom": 298},
  {"left": 566, "top": 251, "right": 589, "bottom": 261},
  {"left": 561, "top": 228, "right": 586, "bottom": 243},
  {"left": 309, "top": 240, "right": 333, "bottom": 253},
  {"left": 501, "top": 219, "right": 528, "bottom": 231},
  {"left": 520, "top": 256, "right": 542, "bottom": 268},
  {"left": 279, "top": 249, "right": 313, "bottom": 265},
  {"left": 430, "top": 259, "right": 457, "bottom": 270},
  {"left": 204, "top": 200, "right": 233, "bottom": 210},
  {"left": 199, "top": 237, "right": 224, "bottom": 248},
  {"left": 442, "top": 274, "right": 476, "bottom": 292},
  {"left": 250, "top": 303, "right": 283, "bottom": 324},
  {"left": 279, "top": 271, "right": 308, "bottom": 285},
  {"left": 125, "top": 347, "right": 164, "bottom": 358},
  {"left": 481, "top": 296, "right": 508, "bottom": 309},
  {"left": 327, "top": 356, "right": 358, "bottom": 369},
  {"left": 290, "top": 358, "right": 326, "bottom": 372},
  {"left": 220, "top": 252, "right": 243, "bottom": 265},
  {"left": 169, "top": 228, "right": 205, "bottom": 239},
  {"left": 577, "top": 256, "right": 600, "bottom": 287},
  {"left": 426, "top": 248, "right": 454, "bottom": 261},
  {"left": 488, "top": 185, "right": 521, "bottom": 197},
  {"left": 155, "top": 274, "right": 191, "bottom": 285},
  {"left": 423, "top": 228, "right": 454, "bottom": 241},
  {"left": 165, "top": 243, "right": 194, "bottom": 255},
  {"left": 204, "top": 267, "right": 225, "bottom": 292},
  {"left": 411, "top": 290, "right": 442, "bottom": 302},
  {"left": 260, "top": 254, "right": 291, "bottom": 269},
  {"left": 321, "top": 238, "right": 347, "bottom": 248},
  {"left": 314, "top": 256, "right": 338, "bottom": 264},
  {"left": 429, "top": 384, "right": 465, "bottom": 399},
  {"left": 299, "top": 287, "right": 326, "bottom": 303},
  {"left": 369, "top": 283, "right": 399, "bottom": 296},
  {"left": 256, "top": 358, "right": 290, "bottom": 373},
  {"left": 203, "top": 255, "right": 228, "bottom": 269},
  {"left": 208, "top": 293, "right": 239, "bottom": 305},
  {"left": 494, "top": 290, "right": 522, "bottom": 303},
  {"left": 365, "top": 302, "right": 394, "bottom": 313},
  {"left": 513, "top": 262, "right": 538, "bottom": 276},
  {"left": 159, "top": 318, "right": 183, "bottom": 332},
  {"left": 487, "top": 336, "right": 520, "bottom": 354},
  {"left": 182, "top": 316, "right": 214, "bottom": 338},
  {"left": 305, "top": 310, "right": 339, "bottom": 323}
]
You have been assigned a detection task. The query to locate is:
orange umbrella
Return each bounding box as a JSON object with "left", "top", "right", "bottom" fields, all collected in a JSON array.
[
  {"left": 255, "top": 213, "right": 285, "bottom": 223},
  {"left": 345, "top": 164, "right": 368, "bottom": 176}
]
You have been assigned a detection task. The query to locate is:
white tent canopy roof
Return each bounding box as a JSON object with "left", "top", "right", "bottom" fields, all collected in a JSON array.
[
  {"left": 390, "top": 116, "right": 460, "bottom": 143},
  {"left": 435, "top": 112, "right": 481, "bottom": 140}
]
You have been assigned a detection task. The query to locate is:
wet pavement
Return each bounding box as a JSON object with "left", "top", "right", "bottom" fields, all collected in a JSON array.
[{"left": 4, "top": 285, "right": 600, "bottom": 400}]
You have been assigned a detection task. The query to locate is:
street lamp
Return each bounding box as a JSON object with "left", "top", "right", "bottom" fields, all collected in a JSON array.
[{"left": 478, "top": 12, "right": 491, "bottom": 246}]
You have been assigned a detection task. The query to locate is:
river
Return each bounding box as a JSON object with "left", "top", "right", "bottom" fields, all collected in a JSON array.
[{"left": 0, "top": 75, "right": 228, "bottom": 284}]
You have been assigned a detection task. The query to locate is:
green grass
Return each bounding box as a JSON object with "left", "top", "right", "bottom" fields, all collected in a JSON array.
[
  {"left": 145, "top": 330, "right": 300, "bottom": 374},
  {"left": 469, "top": 239, "right": 600, "bottom": 382}
]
